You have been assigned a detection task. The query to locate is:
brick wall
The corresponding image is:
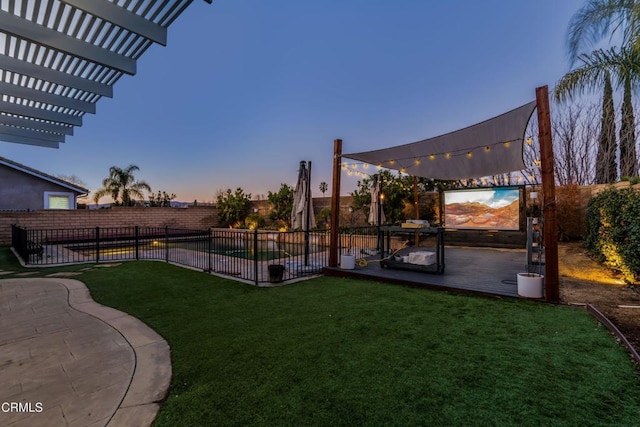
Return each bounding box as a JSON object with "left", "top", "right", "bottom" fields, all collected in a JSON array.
[
  {"left": 0, "top": 206, "right": 219, "bottom": 246},
  {"left": 0, "top": 197, "right": 358, "bottom": 246}
]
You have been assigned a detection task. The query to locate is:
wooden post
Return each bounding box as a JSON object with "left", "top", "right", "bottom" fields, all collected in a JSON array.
[
  {"left": 536, "top": 85, "right": 560, "bottom": 303},
  {"left": 329, "top": 139, "right": 342, "bottom": 267},
  {"left": 413, "top": 176, "right": 419, "bottom": 219},
  {"left": 413, "top": 175, "right": 420, "bottom": 244}
]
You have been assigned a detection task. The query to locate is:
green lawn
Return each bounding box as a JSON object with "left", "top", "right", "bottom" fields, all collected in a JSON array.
[{"left": 1, "top": 249, "right": 640, "bottom": 425}]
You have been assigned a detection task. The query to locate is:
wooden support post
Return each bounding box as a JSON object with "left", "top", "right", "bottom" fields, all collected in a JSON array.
[
  {"left": 536, "top": 85, "right": 560, "bottom": 303},
  {"left": 413, "top": 175, "right": 420, "bottom": 244},
  {"left": 329, "top": 139, "right": 342, "bottom": 267},
  {"left": 413, "top": 176, "right": 419, "bottom": 219}
]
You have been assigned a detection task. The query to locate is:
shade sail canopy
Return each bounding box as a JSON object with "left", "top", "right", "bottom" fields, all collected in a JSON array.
[
  {"left": 344, "top": 101, "right": 537, "bottom": 180},
  {"left": 0, "top": 0, "right": 212, "bottom": 149}
]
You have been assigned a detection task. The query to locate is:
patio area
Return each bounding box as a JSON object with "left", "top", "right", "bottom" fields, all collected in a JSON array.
[{"left": 325, "top": 246, "right": 530, "bottom": 298}]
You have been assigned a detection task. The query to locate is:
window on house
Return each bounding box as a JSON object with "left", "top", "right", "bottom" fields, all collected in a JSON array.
[{"left": 44, "top": 192, "right": 74, "bottom": 209}]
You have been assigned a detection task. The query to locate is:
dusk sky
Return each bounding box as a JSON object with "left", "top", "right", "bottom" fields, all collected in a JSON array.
[{"left": 1, "top": 0, "right": 585, "bottom": 203}]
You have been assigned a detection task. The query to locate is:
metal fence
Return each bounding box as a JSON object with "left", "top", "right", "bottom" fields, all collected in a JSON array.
[{"left": 11, "top": 225, "right": 333, "bottom": 285}]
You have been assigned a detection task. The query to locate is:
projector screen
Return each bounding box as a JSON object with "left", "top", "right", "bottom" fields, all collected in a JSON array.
[{"left": 444, "top": 187, "right": 521, "bottom": 230}]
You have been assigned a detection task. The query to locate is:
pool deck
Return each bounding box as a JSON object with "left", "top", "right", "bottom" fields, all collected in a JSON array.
[{"left": 324, "top": 246, "right": 535, "bottom": 298}]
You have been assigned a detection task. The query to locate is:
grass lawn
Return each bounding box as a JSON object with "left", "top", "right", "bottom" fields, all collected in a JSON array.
[{"left": 2, "top": 249, "right": 640, "bottom": 425}]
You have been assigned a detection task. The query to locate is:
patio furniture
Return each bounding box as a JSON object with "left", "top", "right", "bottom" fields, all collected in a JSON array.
[{"left": 379, "top": 226, "right": 445, "bottom": 274}]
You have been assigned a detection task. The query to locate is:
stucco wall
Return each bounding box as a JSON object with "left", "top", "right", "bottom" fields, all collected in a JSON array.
[{"left": 0, "top": 166, "right": 76, "bottom": 211}]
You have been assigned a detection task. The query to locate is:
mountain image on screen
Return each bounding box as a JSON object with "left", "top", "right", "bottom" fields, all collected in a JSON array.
[{"left": 445, "top": 199, "right": 519, "bottom": 229}]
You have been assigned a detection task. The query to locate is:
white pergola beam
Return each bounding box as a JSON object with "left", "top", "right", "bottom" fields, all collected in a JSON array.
[
  {"left": 61, "top": 0, "right": 168, "bottom": 46},
  {"left": 0, "top": 124, "right": 65, "bottom": 142},
  {"left": 0, "top": 10, "right": 137, "bottom": 75},
  {"left": 0, "top": 100, "right": 82, "bottom": 126},
  {"left": 0, "top": 82, "right": 96, "bottom": 114},
  {"left": 0, "top": 115, "right": 74, "bottom": 135},
  {"left": 2, "top": 55, "right": 113, "bottom": 98},
  {"left": 0, "top": 131, "right": 60, "bottom": 148}
]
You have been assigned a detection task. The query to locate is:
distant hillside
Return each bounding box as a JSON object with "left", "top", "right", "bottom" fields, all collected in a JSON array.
[{"left": 445, "top": 200, "right": 519, "bottom": 229}]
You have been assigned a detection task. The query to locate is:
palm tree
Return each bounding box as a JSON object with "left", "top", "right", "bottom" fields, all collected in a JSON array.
[
  {"left": 559, "top": 0, "right": 640, "bottom": 180},
  {"left": 93, "top": 164, "right": 152, "bottom": 206},
  {"left": 567, "top": 0, "right": 640, "bottom": 63},
  {"left": 554, "top": 49, "right": 631, "bottom": 182},
  {"left": 319, "top": 181, "right": 328, "bottom": 197}
]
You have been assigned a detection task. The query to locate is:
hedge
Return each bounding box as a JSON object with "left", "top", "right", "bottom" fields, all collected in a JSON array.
[{"left": 585, "top": 187, "right": 640, "bottom": 284}]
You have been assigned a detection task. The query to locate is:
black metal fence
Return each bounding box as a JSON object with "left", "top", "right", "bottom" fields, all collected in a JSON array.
[{"left": 11, "top": 225, "right": 332, "bottom": 285}]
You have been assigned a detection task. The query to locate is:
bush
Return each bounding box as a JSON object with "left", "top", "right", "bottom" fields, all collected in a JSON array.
[
  {"left": 216, "top": 188, "right": 252, "bottom": 228},
  {"left": 585, "top": 187, "right": 640, "bottom": 283}
]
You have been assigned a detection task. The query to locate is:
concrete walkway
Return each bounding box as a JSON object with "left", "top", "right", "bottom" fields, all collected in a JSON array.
[{"left": 0, "top": 278, "right": 171, "bottom": 427}]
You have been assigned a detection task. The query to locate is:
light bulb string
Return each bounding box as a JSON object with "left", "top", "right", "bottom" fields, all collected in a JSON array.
[{"left": 341, "top": 136, "right": 536, "bottom": 172}]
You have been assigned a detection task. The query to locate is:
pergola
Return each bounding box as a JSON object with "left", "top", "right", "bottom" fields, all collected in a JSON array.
[{"left": 0, "top": 0, "right": 211, "bottom": 148}]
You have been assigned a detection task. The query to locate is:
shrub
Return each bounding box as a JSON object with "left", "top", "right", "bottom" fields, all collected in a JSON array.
[
  {"left": 585, "top": 187, "right": 640, "bottom": 283},
  {"left": 216, "top": 188, "right": 252, "bottom": 228}
]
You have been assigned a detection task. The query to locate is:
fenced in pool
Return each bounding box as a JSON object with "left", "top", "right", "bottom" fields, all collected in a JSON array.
[{"left": 11, "top": 225, "right": 379, "bottom": 285}]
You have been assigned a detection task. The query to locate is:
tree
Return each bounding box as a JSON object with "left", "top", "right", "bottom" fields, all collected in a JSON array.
[
  {"left": 564, "top": 1, "right": 640, "bottom": 179},
  {"left": 148, "top": 190, "right": 176, "bottom": 207},
  {"left": 551, "top": 101, "right": 600, "bottom": 185},
  {"left": 319, "top": 181, "right": 328, "bottom": 197},
  {"left": 567, "top": 0, "right": 640, "bottom": 62},
  {"left": 351, "top": 171, "right": 439, "bottom": 225},
  {"left": 620, "top": 75, "right": 639, "bottom": 177},
  {"left": 57, "top": 174, "right": 87, "bottom": 188},
  {"left": 600, "top": 71, "right": 618, "bottom": 182},
  {"left": 93, "top": 164, "right": 151, "bottom": 206},
  {"left": 216, "top": 188, "right": 252, "bottom": 228},
  {"left": 267, "top": 184, "right": 294, "bottom": 225}
]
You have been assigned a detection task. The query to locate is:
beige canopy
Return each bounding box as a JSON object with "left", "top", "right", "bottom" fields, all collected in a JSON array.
[{"left": 343, "top": 101, "right": 537, "bottom": 180}]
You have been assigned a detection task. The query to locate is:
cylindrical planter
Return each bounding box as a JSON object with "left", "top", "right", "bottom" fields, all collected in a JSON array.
[
  {"left": 268, "top": 264, "right": 285, "bottom": 283},
  {"left": 340, "top": 254, "right": 356, "bottom": 270},
  {"left": 517, "top": 273, "right": 544, "bottom": 298}
]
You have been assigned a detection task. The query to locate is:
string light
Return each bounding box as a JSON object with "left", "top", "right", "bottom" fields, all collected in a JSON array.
[
  {"left": 340, "top": 137, "right": 523, "bottom": 177},
  {"left": 526, "top": 137, "right": 533, "bottom": 145}
]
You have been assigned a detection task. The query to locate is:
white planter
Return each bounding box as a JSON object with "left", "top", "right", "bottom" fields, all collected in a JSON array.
[
  {"left": 517, "top": 273, "right": 544, "bottom": 298},
  {"left": 340, "top": 254, "right": 356, "bottom": 270}
]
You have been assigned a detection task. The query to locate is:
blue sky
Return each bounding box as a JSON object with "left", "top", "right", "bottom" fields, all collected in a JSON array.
[{"left": 1, "top": 0, "right": 585, "bottom": 203}]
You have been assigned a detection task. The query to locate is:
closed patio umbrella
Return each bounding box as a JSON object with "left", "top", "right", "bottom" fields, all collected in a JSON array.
[
  {"left": 368, "top": 176, "right": 385, "bottom": 225},
  {"left": 291, "top": 161, "right": 316, "bottom": 230}
]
